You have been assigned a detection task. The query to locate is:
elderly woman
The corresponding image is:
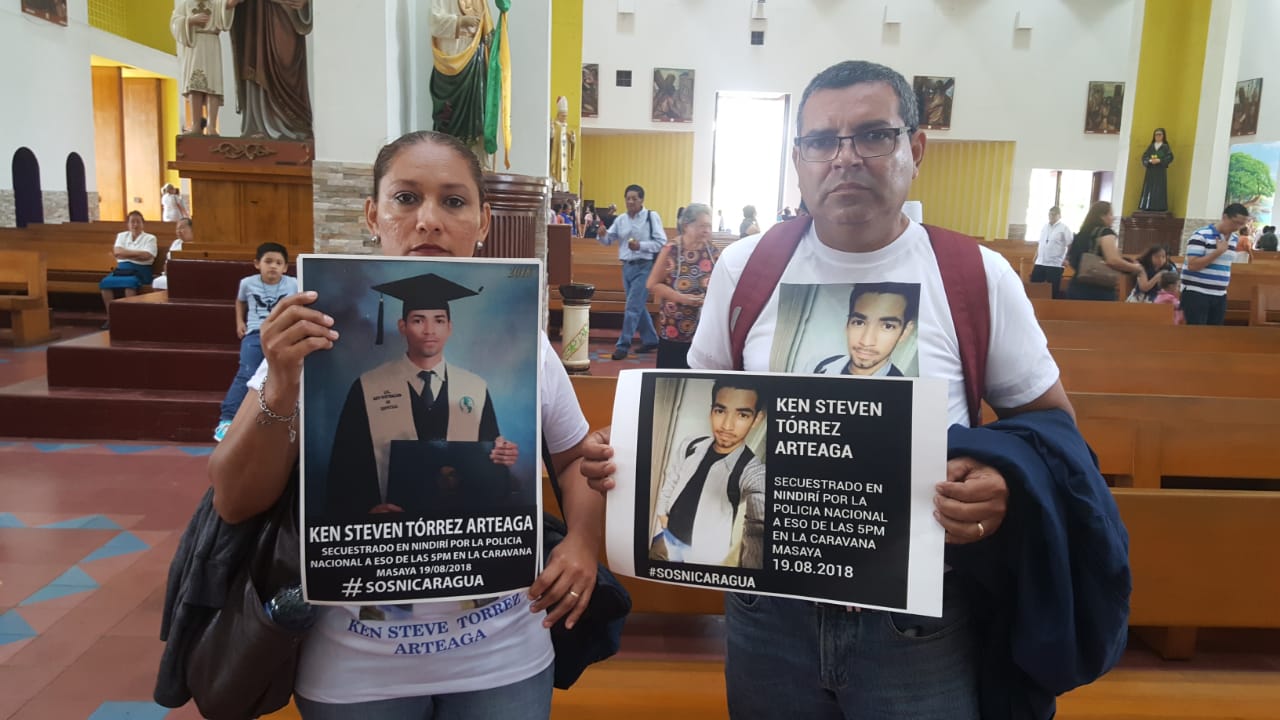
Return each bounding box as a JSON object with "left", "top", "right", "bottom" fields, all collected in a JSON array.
[
  {"left": 209, "top": 131, "right": 607, "bottom": 719},
  {"left": 151, "top": 218, "right": 192, "bottom": 291},
  {"left": 99, "top": 211, "right": 158, "bottom": 320},
  {"left": 646, "top": 203, "right": 719, "bottom": 369}
]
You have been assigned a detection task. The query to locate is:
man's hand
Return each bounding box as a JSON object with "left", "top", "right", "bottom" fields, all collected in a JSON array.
[
  {"left": 368, "top": 503, "right": 404, "bottom": 514},
  {"left": 490, "top": 437, "right": 518, "bottom": 466},
  {"left": 581, "top": 428, "right": 616, "bottom": 494},
  {"left": 934, "top": 457, "right": 1008, "bottom": 544},
  {"left": 627, "top": 238, "right": 641, "bottom": 251}
]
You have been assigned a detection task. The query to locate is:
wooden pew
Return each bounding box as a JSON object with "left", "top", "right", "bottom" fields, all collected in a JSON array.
[
  {"left": 1042, "top": 320, "right": 1280, "bottom": 354},
  {"left": 1249, "top": 284, "right": 1280, "bottom": 326},
  {"left": 1031, "top": 298, "right": 1173, "bottom": 324},
  {"left": 0, "top": 222, "right": 173, "bottom": 295},
  {"left": 0, "top": 250, "right": 57, "bottom": 346},
  {"left": 1053, "top": 347, "right": 1280, "bottom": 398}
]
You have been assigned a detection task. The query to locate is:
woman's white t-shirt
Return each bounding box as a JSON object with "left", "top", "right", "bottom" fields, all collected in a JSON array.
[
  {"left": 688, "top": 221, "right": 1059, "bottom": 426},
  {"left": 247, "top": 333, "right": 588, "bottom": 702}
]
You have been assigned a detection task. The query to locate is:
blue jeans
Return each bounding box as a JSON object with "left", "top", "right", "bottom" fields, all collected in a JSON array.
[
  {"left": 723, "top": 578, "right": 979, "bottom": 719},
  {"left": 617, "top": 260, "right": 659, "bottom": 351},
  {"left": 651, "top": 528, "right": 693, "bottom": 562},
  {"left": 295, "top": 662, "right": 553, "bottom": 719},
  {"left": 219, "top": 331, "right": 264, "bottom": 422},
  {"left": 1180, "top": 289, "right": 1226, "bottom": 325}
]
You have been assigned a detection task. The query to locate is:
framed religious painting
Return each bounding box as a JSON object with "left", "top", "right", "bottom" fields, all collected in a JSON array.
[
  {"left": 913, "top": 76, "right": 954, "bottom": 130},
  {"left": 653, "top": 68, "right": 694, "bottom": 123},
  {"left": 22, "top": 0, "right": 67, "bottom": 25},
  {"left": 1084, "top": 82, "right": 1124, "bottom": 134},
  {"left": 1233, "top": 78, "right": 1263, "bottom": 137},
  {"left": 582, "top": 63, "right": 599, "bottom": 118}
]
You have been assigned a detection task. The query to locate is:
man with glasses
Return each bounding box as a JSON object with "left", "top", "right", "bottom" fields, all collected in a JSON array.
[
  {"left": 1180, "top": 203, "right": 1251, "bottom": 325},
  {"left": 685, "top": 60, "right": 1081, "bottom": 719}
]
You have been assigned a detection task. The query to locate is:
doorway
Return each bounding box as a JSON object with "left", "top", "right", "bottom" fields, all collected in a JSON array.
[
  {"left": 710, "top": 92, "right": 790, "bottom": 235},
  {"left": 1024, "top": 169, "right": 1101, "bottom": 238}
]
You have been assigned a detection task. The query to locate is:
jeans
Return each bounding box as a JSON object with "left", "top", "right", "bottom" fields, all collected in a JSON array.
[
  {"left": 219, "top": 331, "right": 264, "bottom": 422},
  {"left": 295, "top": 662, "right": 553, "bottom": 720},
  {"left": 1180, "top": 289, "right": 1227, "bottom": 325},
  {"left": 1029, "top": 265, "right": 1064, "bottom": 299},
  {"left": 650, "top": 528, "right": 693, "bottom": 562},
  {"left": 617, "top": 260, "right": 659, "bottom": 351},
  {"left": 723, "top": 578, "right": 979, "bottom": 720}
]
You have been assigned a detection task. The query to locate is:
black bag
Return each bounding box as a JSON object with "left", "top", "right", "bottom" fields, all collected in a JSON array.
[
  {"left": 111, "top": 266, "right": 139, "bottom": 277},
  {"left": 541, "top": 438, "right": 632, "bottom": 690},
  {"left": 185, "top": 475, "right": 303, "bottom": 720}
]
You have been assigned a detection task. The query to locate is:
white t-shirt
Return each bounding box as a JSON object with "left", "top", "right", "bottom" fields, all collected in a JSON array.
[
  {"left": 247, "top": 332, "right": 588, "bottom": 702},
  {"left": 688, "top": 221, "right": 1059, "bottom": 426}
]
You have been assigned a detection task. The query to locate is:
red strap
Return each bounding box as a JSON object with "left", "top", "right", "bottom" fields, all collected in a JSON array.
[
  {"left": 727, "top": 218, "right": 811, "bottom": 370},
  {"left": 727, "top": 219, "right": 989, "bottom": 426},
  {"left": 924, "top": 225, "right": 989, "bottom": 427}
]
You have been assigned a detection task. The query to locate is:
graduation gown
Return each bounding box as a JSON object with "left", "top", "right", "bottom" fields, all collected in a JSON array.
[
  {"left": 1138, "top": 142, "right": 1174, "bottom": 212},
  {"left": 324, "top": 356, "right": 498, "bottom": 519}
]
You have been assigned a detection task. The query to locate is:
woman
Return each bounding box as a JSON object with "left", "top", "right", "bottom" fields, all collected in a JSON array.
[
  {"left": 208, "top": 131, "right": 605, "bottom": 718},
  {"left": 161, "top": 183, "right": 189, "bottom": 222},
  {"left": 99, "top": 211, "right": 158, "bottom": 314},
  {"left": 1127, "top": 245, "right": 1173, "bottom": 302},
  {"left": 151, "top": 218, "right": 193, "bottom": 291},
  {"left": 1138, "top": 128, "right": 1174, "bottom": 212},
  {"left": 1066, "top": 201, "right": 1141, "bottom": 301},
  {"left": 646, "top": 204, "right": 718, "bottom": 369},
  {"left": 739, "top": 205, "right": 760, "bottom": 238}
]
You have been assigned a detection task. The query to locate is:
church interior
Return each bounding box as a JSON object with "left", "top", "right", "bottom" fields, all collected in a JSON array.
[{"left": 2, "top": 0, "right": 1280, "bottom": 718}]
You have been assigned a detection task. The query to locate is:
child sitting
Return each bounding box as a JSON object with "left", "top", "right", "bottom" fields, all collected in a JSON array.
[
  {"left": 213, "top": 243, "right": 298, "bottom": 441},
  {"left": 1153, "top": 268, "right": 1184, "bottom": 325}
]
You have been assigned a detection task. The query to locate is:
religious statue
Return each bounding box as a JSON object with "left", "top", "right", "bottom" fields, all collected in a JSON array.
[
  {"left": 170, "top": 0, "right": 241, "bottom": 135},
  {"left": 1138, "top": 127, "right": 1174, "bottom": 212},
  {"left": 430, "top": 0, "right": 492, "bottom": 151},
  {"left": 549, "top": 96, "right": 576, "bottom": 191},
  {"left": 230, "top": 0, "right": 313, "bottom": 140}
]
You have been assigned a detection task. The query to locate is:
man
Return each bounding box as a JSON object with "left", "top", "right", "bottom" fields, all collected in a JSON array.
[
  {"left": 599, "top": 184, "right": 667, "bottom": 360},
  {"left": 683, "top": 60, "right": 1083, "bottom": 719},
  {"left": 1180, "top": 203, "right": 1250, "bottom": 325},
  {"left": 813, "top": 282, "right": 917, "bottom": 376},
  {"left": 325, "top": 272, "right": 517, "bottom": 518},
  {"left": 1030, "top": 206, "right": 1072, "bottom": 298},
  {"left": 650, "top": 378, "right": 766, "bottom": 568}
]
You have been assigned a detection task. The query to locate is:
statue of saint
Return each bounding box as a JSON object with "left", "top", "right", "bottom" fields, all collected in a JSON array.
[
  {"left": 230, "top": 0, "right": 313, "bottom": 140},
  {"left": 1138, "top": 127, "right": 1174, "bottom": 212},
  {"left": 430, "top": 0, "right": 492, "bottom": 150},
  {"left": 549, "top": 96, "right": 575, "bottom": 191},
  {"left": 171, "top": 0, "right": 241, "bottom": 135}
]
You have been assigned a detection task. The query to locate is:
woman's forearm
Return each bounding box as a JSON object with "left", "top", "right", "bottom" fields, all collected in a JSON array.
[{"left": 209, "top": 382, "right": 300, "bottom": 524}]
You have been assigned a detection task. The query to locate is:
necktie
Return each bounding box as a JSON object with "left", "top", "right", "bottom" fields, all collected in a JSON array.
[{"left": 418, "top": 370, "right": 436, "bottom": 408}]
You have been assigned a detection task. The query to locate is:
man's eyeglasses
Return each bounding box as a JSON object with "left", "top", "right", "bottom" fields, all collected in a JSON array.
[{"left": 794, "top": 127, "right": 914, "bottom": 162}]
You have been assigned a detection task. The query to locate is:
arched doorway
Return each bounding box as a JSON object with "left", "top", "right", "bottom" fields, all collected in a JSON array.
[
  {"left": 12, "top": 147, "right": 43, "bottom": 227},
  {"left": 66, "top": 153, "right": 89, "bottom": 222}
]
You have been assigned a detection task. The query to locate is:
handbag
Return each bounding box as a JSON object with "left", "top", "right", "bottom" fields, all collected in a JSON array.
[
  {"left": 1074, "top": 231, "right": 1121, "bottom": 289},
  {"left": 185, "top": 473, "right": 303, "bottom": 720},
  {"left": 541, "top": 438, "right": 632, "bottom": 690}
]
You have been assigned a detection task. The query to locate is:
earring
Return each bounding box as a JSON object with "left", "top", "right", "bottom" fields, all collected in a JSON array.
[
  {"left": 371, "top": 234, "right": 381, "bottom": 246},
  {"left": 474, "top": 240, "right": 485, "bottom": 252}
]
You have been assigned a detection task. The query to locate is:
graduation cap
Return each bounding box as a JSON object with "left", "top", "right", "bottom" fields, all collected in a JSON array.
[{"left": 371, "top": 272, "right": 483, "bottom": 345}]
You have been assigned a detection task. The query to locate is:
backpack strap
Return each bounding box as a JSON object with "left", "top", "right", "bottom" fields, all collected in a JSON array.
[
  {"left": 728, "top": 217, "right": 812, "bottom": 370},
  {"left": 923, "top": 225, "right": 989, "bottom": 427}
]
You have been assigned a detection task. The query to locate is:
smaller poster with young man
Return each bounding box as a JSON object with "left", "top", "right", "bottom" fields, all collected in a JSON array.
[{"left": 606, "top": 366, "right": 948, "bottom": 616}]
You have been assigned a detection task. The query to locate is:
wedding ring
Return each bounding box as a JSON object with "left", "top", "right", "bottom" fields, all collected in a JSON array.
[
  {"left": 567, "top": 590, "right": 581, "bottom": 598},
  {"left": 976, "top": 521, "right": 986, "bottom": 538}
]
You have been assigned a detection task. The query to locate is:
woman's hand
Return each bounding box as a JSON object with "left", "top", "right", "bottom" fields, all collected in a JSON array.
[
  {"left": 529, "top": 531, "right": 598, "bottom": 629},
  {"left": 259, "top": 291, "right": 337, "bottom": 385},
  {"left": 679, "top": 293, "right": 704, "bottom": 307}
]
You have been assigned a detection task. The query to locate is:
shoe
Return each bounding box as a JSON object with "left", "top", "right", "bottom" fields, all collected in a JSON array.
[
  {"left": 213, "top": 421, "right": 232, "bottom": 442},
  {"left": 100, "top": 321, "right": 110, "bottom": 330},
  {"left": 636, "top": 344, "right": 659, "bottom": 354},
  {"left": 610, "top": 348, "right": 629, "bottom": 361}
]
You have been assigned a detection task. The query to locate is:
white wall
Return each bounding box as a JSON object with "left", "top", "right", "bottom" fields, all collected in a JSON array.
[
  {"left": 1235, "top": 0, "right": 1280, "bottom": 143},
  {"left": 0, "top": 0, "right": 178, "bottom": 192},
  {"left": 312, "top": 0, "right": 392, "bottom": 163},
  {"left": 582, "top": 0, "right": 1138, "bottom": 223}
]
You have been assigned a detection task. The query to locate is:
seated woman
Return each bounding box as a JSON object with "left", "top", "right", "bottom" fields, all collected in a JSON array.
[
  {"left": 1066, "top": 201, "right": 1141, "bottom": 301},
  {"left": 209, "top": 130, "right": 608, "bottom": 718},
  {"left": 99, "top": 211, "right": 158, "bottom": 320},
  {"left": 151, "top": 218, "right": 192, "bottom": 291},
  {"left": 646, "top": 203, "right": 718, "bottom": 369},
  {"left": 1127, "top": 245, "right": 1173, "bottom": 303}
]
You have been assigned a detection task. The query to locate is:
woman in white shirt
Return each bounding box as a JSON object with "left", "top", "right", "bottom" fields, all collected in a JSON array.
[
  {"left": 151, "top": 218, "right": 192, "bottom": 291},
  {"left": 99, "top": 211, "right": 159, "bottom": 314},
  {"left": 161, "top": 184, "right": 189, "bottom": 222},
  {"left": 208, "top": 131, "right": 606, "bottom": 719}
]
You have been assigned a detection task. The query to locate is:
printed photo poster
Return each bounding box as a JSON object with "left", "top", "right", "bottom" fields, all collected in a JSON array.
[
  {"left": 771, "top": 282, "right": 921, "bottom": 378},
  {"left": 297, "top": 255, "right": 543, "bottom": 605},
  {"left": 582, "top": 63, "right": 599, "bottom": 118},
  {"left": 1084, "top": 81, "right": 1124, "bottom": 135},
  {"left": 653, "top": 67, "right": 694, "bottom": 123},
  {"left": 913, "top": 76, "right": 954, "bottom": 131},
  {"left": 1233, "top": 78, "right": 1263, "bottom": 137},
  {"left": 606, "top": 369, "right": 948, "bottom": 616}
]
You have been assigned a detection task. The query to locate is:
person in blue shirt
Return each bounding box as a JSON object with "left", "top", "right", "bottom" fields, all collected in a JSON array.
[
  {"left": 599, "top": 184, "right": 667, "bottom": 360},
  {"left": 214, "top": 242, "right": 298, "bottom": 441}
]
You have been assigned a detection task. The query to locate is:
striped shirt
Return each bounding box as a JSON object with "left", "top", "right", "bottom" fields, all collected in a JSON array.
[{"left": 1180, "top": 224, "right": 1237, "bottom": 296}]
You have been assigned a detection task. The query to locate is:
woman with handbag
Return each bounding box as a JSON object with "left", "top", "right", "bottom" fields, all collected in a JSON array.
[
  {"left": 208, "top": 130, "right": 608, "bottom": 719},
  {"left": 1066, "top": 201, "right": 1142, "bottom": 301}
]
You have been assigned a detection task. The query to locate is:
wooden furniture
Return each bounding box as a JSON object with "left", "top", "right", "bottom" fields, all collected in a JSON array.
[
  {"left": 1030, "top": 298, "right": 1173, "bottom": 323},
  {"left": 0, "top": 250, "right": 57, "bottom": 346},
  {"left": 482, "top": 173, "right": 550, "bottom": 260},
  {"left": 1249, "top": 284, "right": 1280, "bottom": 326},
  {"left": 1121, "top": 211, "right": 1184, "bottom": 256},
  {"left": 1042, "top": 320, "right": 1280, "bottom": 354},
  {"left": 0, "top": 222, "right": 172, "bottom": 297}
]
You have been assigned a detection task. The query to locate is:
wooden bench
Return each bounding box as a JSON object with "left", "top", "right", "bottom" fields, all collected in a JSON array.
[
  {"left": 0, "top": 250, "right": 57, "bottom": 346},
  {"left": 1054, "top": 347, "right": 1280, "bottom": 398},
  {"left": 1251, "top": 284, "right": 1280, "bottom": 326},
  {"left": 1042, "top": 320, "right": 1280, "bottom": 354},
  {"left": 0, "top": 222, "right": 173, "bottom": 296},
  {"left": 1030, "top": 298, "right": 1173, "bottom": 323}
]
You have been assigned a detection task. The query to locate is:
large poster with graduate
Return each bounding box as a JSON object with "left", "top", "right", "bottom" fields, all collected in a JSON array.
[
  {"left": 606, "top": 369, "right": 949, "bottom": 616},
  {"left": 298, "top": 255, "right": 542, "bottom": 605}
]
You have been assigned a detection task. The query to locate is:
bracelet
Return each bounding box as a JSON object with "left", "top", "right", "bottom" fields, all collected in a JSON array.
[{"left": 256, "top": 375, "right": 300, "bottom": 443}]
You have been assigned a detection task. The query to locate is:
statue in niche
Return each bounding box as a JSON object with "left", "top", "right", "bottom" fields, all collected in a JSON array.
[
  {"left": 171, "top": 0, "right": 241, "bottom": 135},
  {"left": 1138, "top": 127, "right": 1174, "bottom": 212},
  {"left": 430, "top": 0, "right": 492, "bottom": 152},
  {"left": 230, "top": 0, "right": 313, "bottom": 140},
  {"left": 549, "top": 96, "right": 575, "bottom": 192}
]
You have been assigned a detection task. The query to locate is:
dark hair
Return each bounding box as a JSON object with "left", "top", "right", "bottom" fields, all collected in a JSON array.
[
  {"left": 127, "top": 210, "right": 145, "bottom": 222},
  {"left": 1152, "top": 127, "right": 1168, "bottom": 143},
  {"left": 177, "top": 218, "right": 193, "bottom": 229},
  {"left": 797, "top": 60, "right": 918, "bottom": 136},
  {"left": 256, "top": 242, "right": 289, "bottom": 263},
  {"left": 1137, "top": 245, "right": 1169, "bottom": 275},
  {"left": 1049, "top": 206, "right": 1061, "bottom": 214},
  {"left": 1068, "top": 201, "right": 1113, "bottom": 270},
  {"left": 1223, "top": 203, "right": 1250, "bottom": 219},
  {"left": 742, "top": 205, "right": 756, "bottom": 219},
  {"left": 625, "top": 184, "right": 645, "bottom": 200},
  {"left": 372, "top": 130, "right": 486, "bottom": 206},
  {"left": 1159, "top": 269, "right": 1180, "bottom": 289},
  {"left": 849, "top": 282, "right": 918, "bottom": 325},
  {"left": 711, "top": 378, "right": 764, "bottom": 413},
  {"left": 1265, "top": 226, "right": 1276, "bottom": 234}
]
